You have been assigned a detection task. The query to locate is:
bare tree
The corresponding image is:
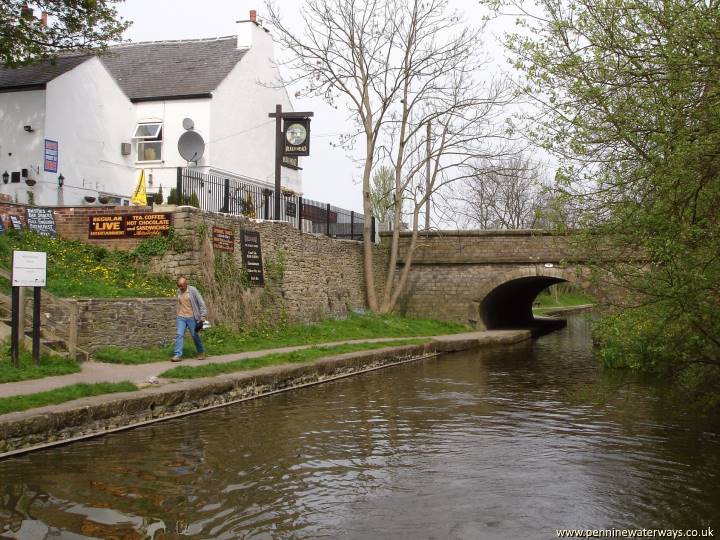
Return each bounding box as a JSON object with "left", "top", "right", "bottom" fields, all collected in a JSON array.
[
  {"left": 444, "top": 155, "right": 549, "bottom": 229},
  {"left": 267, "top": 0, "right": 513, "bottom": 312}
]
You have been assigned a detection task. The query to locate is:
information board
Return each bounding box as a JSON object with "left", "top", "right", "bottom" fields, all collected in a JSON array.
[
  {"left": 285, "top": 201, "right": 297, "bottom": 218},
  {"left": 26, "top": 207, "right": 57, "bottom": 237},
  {"left": 212, "top": 226, "right": 234, "bottom": 252},
  {"left": 88, "top": 213, "right": 172, "bottom": 239},
  {"left": 12, "top": 250, "right": 47, "bottom": 287},
  {"left": 240, "top": 230, "right": 264, "bottom": 286}
]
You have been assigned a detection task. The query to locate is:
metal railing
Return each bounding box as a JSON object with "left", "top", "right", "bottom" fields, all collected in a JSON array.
[{"left": 175, "top": 167, "right": 375, "bottom": 241}]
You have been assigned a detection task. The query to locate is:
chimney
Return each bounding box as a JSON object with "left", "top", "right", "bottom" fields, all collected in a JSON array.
[
  {"left": 40, "top": 11, "right": 48, "bottom": 27},
  {"left": 237, "top": 9, "right": 265, "bottom": 49},
  {"left": 249, "top": 10, "right": 257, "bottom": 23}
]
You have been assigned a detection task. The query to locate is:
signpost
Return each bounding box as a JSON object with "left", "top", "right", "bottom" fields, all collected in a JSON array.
[
  {"left": 268, "top": 105, "right": 313, "bottom": 220},
  {"left": 11, "top": 250, "right": 47, "bottom": 366}
]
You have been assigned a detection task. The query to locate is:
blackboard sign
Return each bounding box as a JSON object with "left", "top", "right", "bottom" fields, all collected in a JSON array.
[
  {"left": 212, "top": 226, "right": 234, "bottom": 252},
  {"left": 9, "top": 215, "right": 23, "bottom": 230},
  {"left": 26, "top": 207, "right": 57, "bottom": 237},
  {"left": 0, "top": 217, "right": 5, "bottom": 235},
  {"left": 240, "top": 230, "right": 264, "bottom": 286}
]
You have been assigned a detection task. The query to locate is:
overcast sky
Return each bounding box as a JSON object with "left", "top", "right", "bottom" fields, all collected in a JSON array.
[{"left": 115, "top": 0, "right": 514, "bottom": 214}]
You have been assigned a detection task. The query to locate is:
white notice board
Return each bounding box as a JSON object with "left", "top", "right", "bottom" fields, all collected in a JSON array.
[{"left": 12, "top": 250, "right": 47, "bottom": 287}]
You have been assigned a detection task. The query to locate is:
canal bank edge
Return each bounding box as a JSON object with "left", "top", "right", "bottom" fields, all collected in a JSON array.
[{"left": 0, "top": 330, "right": 531, "bottom": 458}]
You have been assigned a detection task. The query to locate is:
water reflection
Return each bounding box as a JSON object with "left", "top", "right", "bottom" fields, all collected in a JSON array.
[{"left": 0, "top": 313, "right": 718, "bottom": 539}]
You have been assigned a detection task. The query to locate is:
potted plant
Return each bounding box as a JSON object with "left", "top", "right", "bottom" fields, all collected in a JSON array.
[
  {"left": 98, "top": 195, "right": 110, "bottom": 204},
  {"left": 25, "top": 178, "right": 36, "bottom": 186},
  {"left": 84, "top": 195, "right": 96, "bottom": 203}
]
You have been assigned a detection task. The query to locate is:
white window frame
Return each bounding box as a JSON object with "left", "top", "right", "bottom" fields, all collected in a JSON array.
[
  {"left": 133, "top": 122, "right": 163, "bottom": 163},
  {"left": 132, "top": 122, "right": 162, "bottom": 139}
]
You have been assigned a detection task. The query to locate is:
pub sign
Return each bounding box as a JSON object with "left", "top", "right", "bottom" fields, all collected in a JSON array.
[{"left": 283, "top": 118, "right": 311, "bottom": 157}]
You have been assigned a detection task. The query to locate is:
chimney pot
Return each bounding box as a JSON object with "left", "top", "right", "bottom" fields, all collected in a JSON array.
[{"left": 249, "top": 10, "right": 257, "bottom": 23}]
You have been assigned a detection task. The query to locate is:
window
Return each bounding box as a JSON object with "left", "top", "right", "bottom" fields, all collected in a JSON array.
[{"left": 133, "top": 122, "right": 163, "bottom": 162}]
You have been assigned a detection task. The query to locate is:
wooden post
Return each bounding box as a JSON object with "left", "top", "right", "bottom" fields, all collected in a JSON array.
[
  {"left": 10, "top": 286, "right": 19, "bottom": 368},
  {"left": 274, "top": 104, "right": 282, "bottom": 219},
  {"left": 32, "top": 286, "right": 41, "bottom": 364}
]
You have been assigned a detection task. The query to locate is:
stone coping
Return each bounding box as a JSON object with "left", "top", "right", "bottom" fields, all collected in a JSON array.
[{"left": 0, "top": 330, "right": 531, "bottom": 458}]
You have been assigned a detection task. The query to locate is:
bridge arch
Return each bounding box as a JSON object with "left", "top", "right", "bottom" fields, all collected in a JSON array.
[{"left": 469, "top": 266, "right": 580, "bottom": 330}]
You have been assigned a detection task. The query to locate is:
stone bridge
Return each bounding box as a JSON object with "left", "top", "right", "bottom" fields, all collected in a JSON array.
[{"left": 382, "top": 230, "right": 609, "bottom": 330}]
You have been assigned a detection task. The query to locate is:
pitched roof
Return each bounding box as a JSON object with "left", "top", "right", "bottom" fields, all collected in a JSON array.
[
  {"left": 0, "top": 54, "right": 90, "bottom": 92},
  {"left": 0, "top": 36, "right": 247, "bottom": 101},
  {"left": 100, "top": 36, "right": 246, "bottom": 102}
]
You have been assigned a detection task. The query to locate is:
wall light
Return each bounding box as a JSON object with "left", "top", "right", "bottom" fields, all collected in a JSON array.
[
  {"left": 58, "top": 173, "right": 64, "bottom": 187},
  {"left": 2, "top": 171, "right": 8, "bottom": 184}
]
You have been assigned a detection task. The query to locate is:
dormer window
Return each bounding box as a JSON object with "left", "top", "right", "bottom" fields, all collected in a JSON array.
[{"left": 133, "top": 122, "right": 163, "bottom": 162}]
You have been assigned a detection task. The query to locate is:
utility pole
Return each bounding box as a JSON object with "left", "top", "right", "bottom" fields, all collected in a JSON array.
[{"left": 424, "top": 120, "right": 431, "bottom": 230}]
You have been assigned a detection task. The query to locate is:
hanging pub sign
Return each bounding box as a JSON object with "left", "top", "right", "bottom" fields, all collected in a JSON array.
[
  {"left": 281, "top": 155, "right": 302, "bottom": 170},
  {"left": 88, "top": 213, "right": 172, "bottom": 239},
  {"left": 240, "top": 230, "right": 264, "bottom": 286},
  {"left": 283, "top": 117, "right": 311, "bottom": 157}
]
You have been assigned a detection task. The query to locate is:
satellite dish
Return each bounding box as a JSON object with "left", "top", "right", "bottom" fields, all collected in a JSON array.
[
  {"left": 178, "top": 130, "right": 205, "bottom": 162},
  {"left": 182, "top": 117, "right": 195, "bottom": 130}
]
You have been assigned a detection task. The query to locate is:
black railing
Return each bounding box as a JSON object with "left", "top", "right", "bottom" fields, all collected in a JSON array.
[{"left": 176, "top": 167, "right": 375, "bottom": 241}]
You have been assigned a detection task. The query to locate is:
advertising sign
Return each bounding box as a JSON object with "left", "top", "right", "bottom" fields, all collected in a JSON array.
[
  {"left": 44, "top": 139, "right": 58, "bottom": 173},
  {"left": 26, "top": 207, "right": 57, "bottom": 238},
  {"left": 12, "top": 250, "right": 47, "bottom": 287},
  {"left": 212, "top": 226, "right": 235, "bottom": 252},
  {"left": 9, "top": 215, "right": 23, "bottom": 230},
  {"left": 88, "top": 213, "right": 172, "bottom": 239},
  {"left": 240, "top": 230, "right": 264, "bottom": 286}
]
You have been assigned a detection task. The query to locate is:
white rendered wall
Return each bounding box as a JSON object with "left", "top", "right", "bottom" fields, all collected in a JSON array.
[
  {"left": 211, "top": 23, "right": 302, "bottom": 194},
  {"left": 44, "top": 57, "right": 135, "bottom": 206},
  {"left": 0, "top": 90, "right": 46, "bottom": 204},
  {"left": 132, "top": 98, "right": 211, "bottom": 199}
]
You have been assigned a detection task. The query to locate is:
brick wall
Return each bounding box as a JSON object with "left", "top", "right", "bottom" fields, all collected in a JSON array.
[{"left": 0, "top": 202, "right": 154, "bottom": 250}]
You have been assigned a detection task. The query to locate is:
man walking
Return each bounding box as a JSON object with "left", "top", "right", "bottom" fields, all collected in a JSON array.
[{"left": 172, "top": 276, "right": 207, "bottom": 362}]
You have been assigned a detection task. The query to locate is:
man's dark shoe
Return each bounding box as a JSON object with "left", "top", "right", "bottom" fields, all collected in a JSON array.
[{"left": 171, "top": 356, "right": 182, "bottom": 362}]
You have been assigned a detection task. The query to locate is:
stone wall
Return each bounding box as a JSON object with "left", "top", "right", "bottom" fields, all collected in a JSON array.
[
  {"left": 151, "top": 207, "right": 386, "bottom": 324},
  {"left": 75, "top": 298, "right": 176, "bottom": 352}
]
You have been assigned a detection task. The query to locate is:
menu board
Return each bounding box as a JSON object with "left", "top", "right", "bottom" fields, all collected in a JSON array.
[
  {"left": 88, "top": 213, "right": 172, "bottom": 239},
  {"left": 26, "top": 207, "right": 57, "bottom": 237},
  {"left": 240, "top": 230, "right": 264, "bottom": 286},
  {"left": 212, "top": 226, "right": 234, "bottom": 252}
]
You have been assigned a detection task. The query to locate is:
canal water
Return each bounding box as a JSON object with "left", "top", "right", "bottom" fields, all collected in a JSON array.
[{"left": 1, "top": 314, "right": 718, "bottom": 539}]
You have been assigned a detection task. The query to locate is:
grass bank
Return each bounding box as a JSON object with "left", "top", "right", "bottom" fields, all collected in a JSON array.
[
  {"left": 96, "top": 313, "right": 467, "bottom": 364},
  {"left": 0, "top": 350, "right": 80, "bottom": 384},
  {"left": 160, "top": 339, "right": 429, "bottom": 379},
  {"left": 0, "top": 230, "right": 177, "bottom": 298},
  {"left": 0, "top": 382, "right": 138, "bottom": 415},
  {"left": 533, "top": 291, "right": 596, "bottom": 311}
]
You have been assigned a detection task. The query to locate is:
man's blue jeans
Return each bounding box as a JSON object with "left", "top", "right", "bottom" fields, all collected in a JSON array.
[{"left": 175, "top": 316, "right": 205, "bottom": 358}]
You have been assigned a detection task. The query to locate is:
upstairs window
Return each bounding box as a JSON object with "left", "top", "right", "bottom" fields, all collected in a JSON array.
[{"left": 133, "top": 122, "right": 163, "bottom": 162}]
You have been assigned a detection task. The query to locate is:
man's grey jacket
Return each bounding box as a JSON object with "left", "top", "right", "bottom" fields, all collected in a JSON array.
[{"left": 176, "top": 285, "right": 208, "bottom": 321}]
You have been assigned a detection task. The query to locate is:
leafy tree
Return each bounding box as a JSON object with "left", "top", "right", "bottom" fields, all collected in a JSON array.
[
  {"left": 0, "top": 0, "right": 130, "bottom": 68},
  {"left": 488, "top": 0, "right": 720, "bottom": 404}
]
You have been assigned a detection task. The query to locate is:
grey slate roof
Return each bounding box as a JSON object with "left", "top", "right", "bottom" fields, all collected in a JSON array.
[
  {"left": 0, "top": 36, "right": 247, "bottom": 101},
  {"left": 0, "top": 54, "right": 90, "bottom": 91},
  {"left": 100, "top": 37, "right": 247, "bottom": 102}
]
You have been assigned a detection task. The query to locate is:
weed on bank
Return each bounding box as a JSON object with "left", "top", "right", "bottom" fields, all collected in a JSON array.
[
  {"left": 159, "top": 339, "right": 430, "bottom": 379},
  {"left": 95, "top": 314, "right": 466, "bottom": 364},
  {"left": 0, "top": 349, "right": 80, "bottom": 383},
  {"left": 0, "top": 382, "right": 138, "bottom": 416}
]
